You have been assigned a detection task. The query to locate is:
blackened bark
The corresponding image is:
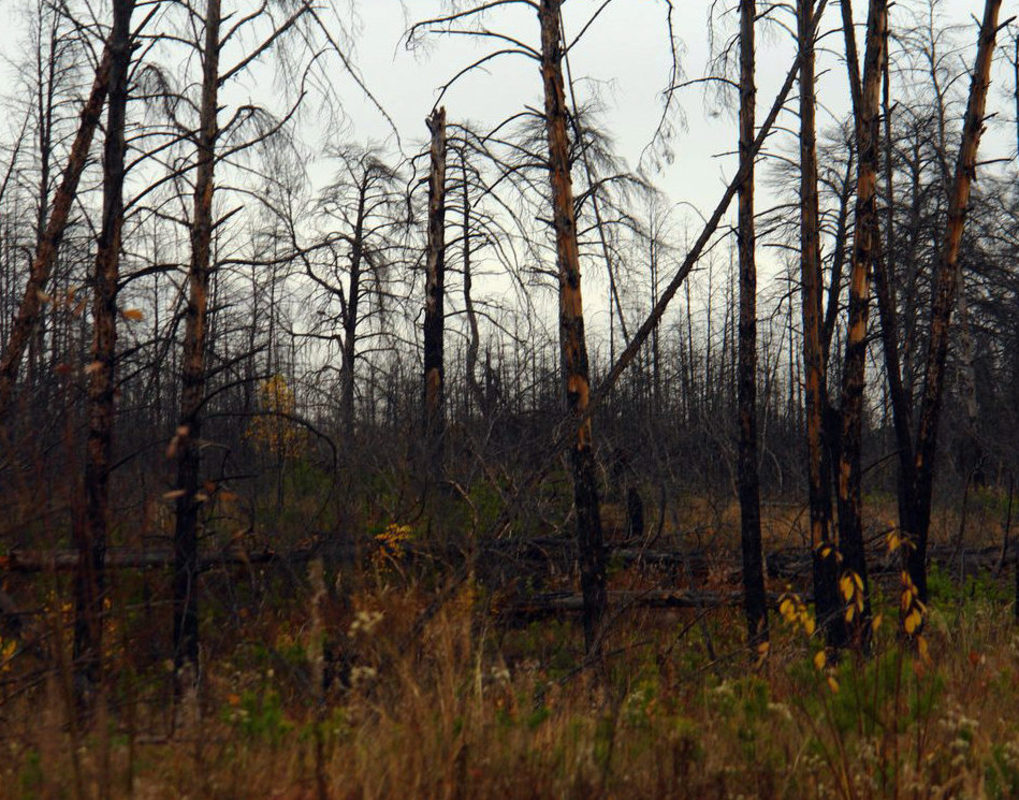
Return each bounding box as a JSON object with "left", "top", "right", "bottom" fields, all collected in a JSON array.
[
  {"left": 174, "top": 0, "right": 220, "bottom": 680},
  {"left": 76, "top": 0, "right": 135, "bottom": 693},
  {"left": 798, "top": 0, "right": 844, "bottom": 649},
  {"left": 908, "top": 0, "right": 1002, "bottom": 607},
  {"left": 538, "top": 0, "right": 606, "bottom": 654},
  {"left": 737, "top": 0, "right": 768, "bottom": 652},
  {"left": 423, "top": 107, "right": 447, "bottom": 479}
]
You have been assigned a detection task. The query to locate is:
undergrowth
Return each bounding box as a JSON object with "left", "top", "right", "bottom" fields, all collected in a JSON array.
[{"left": 3, "top": 562, "right": 1019, "bottom": 800}]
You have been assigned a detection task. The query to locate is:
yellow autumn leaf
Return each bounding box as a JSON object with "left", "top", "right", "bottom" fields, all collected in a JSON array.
[
  {"left": 839, "top": 575, "right": 854, "bottom": 602},
  {"left": 871, "top": 613, "right": 883, "bottom": 632},
  {"left": 813, "top": 650, "right": 826, "bottom": 671},
  {"left": 804, "top": 616, "right": 816, "bottom": 636},
  {"left": 827, "top": 676, "right": 839, "bottom": 693},
  {"left": 904, "top": 609, "right": 922, "bottom": 635}
]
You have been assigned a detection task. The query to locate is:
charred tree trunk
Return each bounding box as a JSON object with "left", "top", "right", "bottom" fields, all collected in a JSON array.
[
  {"left": 798, "top": 0, "right": 844, "bottom": 650},
  {"left": 843, "top": 0, "right": 917, "bottom": 603},
  {"left": 0, "top": 48, "right": 111, "bottom": 422},
  {"left": 423, "top": 107, "right": 447, "bottom": 480},
  {"left": 907, "top": 0, "right": 1002, "bottom": 609},
  {"left": 835, "top": 0, "right": 888, "bottom": 647},
  {"left": 76, "top": 0, "right": 134, "bottom": 695},
  {"left": 737, "top": 0, "right": 768, "bottom": 653},
  {"left": 538, "top": 0, "right": 606, "bottom": 655},
  {"left": 174, "top": 0, "right": 221, "bottom": 683}
]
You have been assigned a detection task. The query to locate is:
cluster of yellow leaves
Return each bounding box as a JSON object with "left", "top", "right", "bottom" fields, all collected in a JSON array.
[
  {"left": 778, "top": 593, "right": 816, "bottom": 637},
  {"left": 374, "top": 523, "right": 412, "bottom": 563},
  {"left": 245, "top": 375, "right": 304, "bottom": 458},
  {"left": 840, "top": 571, "right": 866, "bottom": 623},
  {"left": 780, "top": 592, "right": 839, "bottom": 693},
  {"left": 886, "top": 530, "right": 931, "bottom": 663}
]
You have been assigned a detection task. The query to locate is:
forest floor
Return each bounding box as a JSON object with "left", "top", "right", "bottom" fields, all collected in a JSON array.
[{"left": 2, "top": 493, "right": 1018, "bottom": 799}]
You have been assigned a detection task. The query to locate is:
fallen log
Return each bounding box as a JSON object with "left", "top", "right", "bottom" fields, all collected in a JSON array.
[
  {"left": 0, "top": 541, "right": 712, "bottom": 574},
  {"left": 767, "top": 543, "right": 1017, "bottom": 580},
  {"left": 0, "top": 547, "right": 289, "bottom": 573},
  {"left": 500, "top": 589, "right": 787, "bottom": 620}
]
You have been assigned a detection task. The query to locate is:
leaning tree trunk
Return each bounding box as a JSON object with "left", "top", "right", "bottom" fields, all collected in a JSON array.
[
  {"left": 340, "top": 186, "right": 366, "bottom": 440},
  {"left": 736, "top": 0, "right": 768, "bottom": 654},
  {"left": 423, "top": 106, "right": 447, "bottom": 482},
  {"left": 174, "top": 0, "right": 221, "bottom": 685},
  {"left": 0, "top": 48, "right": 111, "bottom": 423},
  {"left": 797, "top": 0, "right": 844, "bottom": 650},
  {"left": 835, "top": 0, "right": 888, "bottom": 648},
  {"left": 538, "top": 0, "right": 606, "bottom": 655},
  {"left": 76, "top": 0, "right": 134, "bottom": 696},
  {"left": 906, "top": 0, "right": 1002, "bottom": 612}
]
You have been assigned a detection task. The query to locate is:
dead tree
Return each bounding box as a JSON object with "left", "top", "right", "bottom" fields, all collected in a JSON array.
[
  {"left": 797, "top": 0, "right": 844, "bottom": 649},
  {"left": 423, "top": 106, "right": 447, "bottom": 481},
  {"left": 0, "top": 48, "right": 111, "bottom": 423},
  {"left": 736, "top": 0, "right": 768, "bottom": 653},
  {"left": 538, "top": 0, "right": 606, "bottom": 654},
  {"left": 835, "top": 0, "right": 889, "bottom": 647},
  {"left": 173, "top": 0, "right": 221, "bottom": 684},
  {"left": 76, "top": 0, "right": 136, "bottom": 695},
  {"left": 905, "top": 0, "right": 1003, "bottom": 611}
]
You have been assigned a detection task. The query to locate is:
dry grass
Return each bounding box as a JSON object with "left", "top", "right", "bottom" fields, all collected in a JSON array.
[
  {"left": 3, "top": 490, "right": 1019, "bottom": 799},
  {"left": 3, "top": 563, "right": 1019, "bottom": 800}
]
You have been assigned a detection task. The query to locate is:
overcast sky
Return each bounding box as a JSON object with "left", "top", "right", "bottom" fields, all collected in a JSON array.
[
  {"left": 335, "top": 1, "right": 1006, "bottom": 209},
  {"left": 0, "top": 0, "right": 1012, "bottom": 334}
]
